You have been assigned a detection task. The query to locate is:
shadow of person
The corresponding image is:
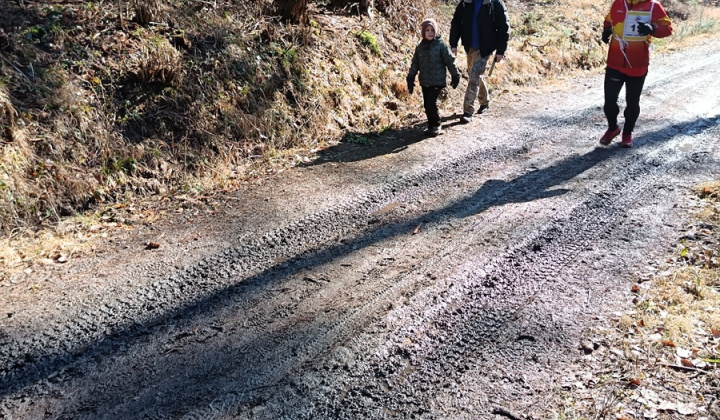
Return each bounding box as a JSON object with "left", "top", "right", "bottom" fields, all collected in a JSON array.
[
  {"left": 450, "top": 146, "right": 616, "bottom": 220},
  {"left": 301, "top": 124, "right": 429, "bottom": 165}
]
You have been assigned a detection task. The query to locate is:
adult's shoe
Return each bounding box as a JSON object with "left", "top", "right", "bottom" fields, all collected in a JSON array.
[
  {"left": 460, "top": 112, "right": 473, "bottom": 124},
  {"left": 620, "top": 133, "right": 633, "bottom": 148},
  {"left": 599, "top": 126, "right": 621, "bottom": 146}
]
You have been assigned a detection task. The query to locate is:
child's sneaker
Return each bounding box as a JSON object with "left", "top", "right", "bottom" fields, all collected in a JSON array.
[
  {"left": 424, "top": 125, "right": 443, "bottom": 137},
  {"left": 620, "top": 133, "right": 633, "bottom": 147},
  {"left": 599, "top": 126, "right": 620, "bottom": 146},
  {"left": 460, "top": 112, "right": 473, "bottom": 124}
]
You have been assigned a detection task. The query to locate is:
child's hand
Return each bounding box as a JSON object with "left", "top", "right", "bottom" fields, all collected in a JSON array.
[{"left": 406, "top": 76, "right": 415, "bottom": 94}]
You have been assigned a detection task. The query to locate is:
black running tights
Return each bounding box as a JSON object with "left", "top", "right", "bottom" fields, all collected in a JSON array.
[{"left": 603, "top": 68, "right": 647, "bottom": 135}]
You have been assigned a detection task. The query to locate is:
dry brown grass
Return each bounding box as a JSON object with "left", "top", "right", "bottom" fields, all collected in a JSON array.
[
  {"left": 376, "top": 0, "right": 439, "bottom": 32},
  {"left": 498, "top": 0, "right": 609, "bottom": 87},
  {"left": 550, "top": 182, "right": 720, "bottom": 419}
]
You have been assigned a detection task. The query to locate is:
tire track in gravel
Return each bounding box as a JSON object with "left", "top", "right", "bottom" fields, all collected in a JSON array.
[
  {"left": 0, "top": 141, "right": 524, "bottom": 395},
  {"left": 245, "top": 119, "right": 720, "bottom": 420},
  {"left": 178, "top": 48, "right": 720, "bottom": 417},
  {"left": 169, "top": 111, "right": 720, "bottom": 418},
  {"left": 0, "top": 94, "right": 602, "bottom": 401},
  {"left": 2, "top": 45, "right": 719, "bottom": 419},
  {"left": 0, "top": 130, "right": 583, "bottom": 417}
]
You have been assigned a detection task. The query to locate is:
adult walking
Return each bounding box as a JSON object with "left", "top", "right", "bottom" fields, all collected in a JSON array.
[
  {"left": 599, "top": 0, "right": 672, "bottom": 147},
  {"left": 449, "top": 0, "right": 510, "bottom": 124}
]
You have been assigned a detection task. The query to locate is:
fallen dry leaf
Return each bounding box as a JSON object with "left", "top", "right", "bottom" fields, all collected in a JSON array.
[
  {"left": 680, "top": 358, "right": 694, "bottom": 367},
  {"left": 145, "top": 242, "right": 161, "bottom": 250},
  {"left": 712, "top": 328, "right": 720, "bottom": 339},
  {"left": 413, "top": 223, "right": 422, "bottom": 235},
  {"left": 661, "top": 339, "right": 676, "bottom": 347},
  {"left": 631, "top": 284, "right": 640, "bottom": 293}
]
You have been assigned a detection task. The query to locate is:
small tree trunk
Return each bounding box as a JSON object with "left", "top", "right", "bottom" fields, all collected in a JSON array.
[{"left": 275, "top": 0, "right": 309, "bottom": 25}]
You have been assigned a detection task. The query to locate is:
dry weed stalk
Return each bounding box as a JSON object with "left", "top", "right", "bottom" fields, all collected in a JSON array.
[
  {"left": 0, "top": 131, "right": 33, "bottom": 233},
  {"left": 132, "top": 0, "right": 163, "bottom": 25},
  {"left": 375, "top": 0, "right": 438, "bottom": 32},
  {"left": 0, "top": 85, "right": 17, "bottom": 140}
]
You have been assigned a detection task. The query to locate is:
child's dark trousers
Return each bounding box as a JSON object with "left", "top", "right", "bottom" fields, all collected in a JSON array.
[{"left": 422, "top": 86, "right": 442, "bottom": 128}]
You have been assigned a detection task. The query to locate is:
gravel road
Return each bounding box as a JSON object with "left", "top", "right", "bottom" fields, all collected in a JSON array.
[{"left": 1, "top": 43, "right": 719, "bottom": 420}]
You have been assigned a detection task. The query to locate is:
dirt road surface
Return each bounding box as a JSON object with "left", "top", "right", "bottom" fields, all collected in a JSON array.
[{"left": 2, "top": 43, "right": 720, "bottom": 419}]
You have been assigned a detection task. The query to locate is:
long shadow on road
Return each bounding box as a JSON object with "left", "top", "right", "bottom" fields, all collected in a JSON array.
[
  {"left": 305, "top": 114, "right": 463, "bottom": 165},
  {"left": 2, "top": 116, "right": 718, "bottom": 415}
]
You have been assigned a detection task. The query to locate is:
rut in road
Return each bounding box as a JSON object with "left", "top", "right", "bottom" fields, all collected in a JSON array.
[{"left": 1, "top": 45, "right": 719, "bottom": 419}]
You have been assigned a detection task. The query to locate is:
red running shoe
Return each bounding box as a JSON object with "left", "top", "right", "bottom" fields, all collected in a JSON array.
[
  {"left": 620, "top": 133, "right": 633, "bottom": 148},
  {"left": 599, "top": 126, "right": 621, "bottom": 146}
]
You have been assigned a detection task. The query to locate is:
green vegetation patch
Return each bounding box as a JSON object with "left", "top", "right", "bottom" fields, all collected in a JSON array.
[{"left": 355, "top": 30, "right": 381, "bottom": 56}]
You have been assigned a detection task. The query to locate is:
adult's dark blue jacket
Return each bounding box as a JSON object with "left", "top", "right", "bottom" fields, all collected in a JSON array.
[{"left": 449, "top": 0, "right": 510, "bottom": 57}]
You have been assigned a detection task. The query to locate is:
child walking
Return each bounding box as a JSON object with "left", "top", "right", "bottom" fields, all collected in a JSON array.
[{"left": 407, "top": 18, "right": 461, "bottom": 137}]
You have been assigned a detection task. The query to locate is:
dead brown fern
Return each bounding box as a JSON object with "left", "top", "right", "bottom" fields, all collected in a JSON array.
[{"left": 134, "top": 39, "right": 182, "bottom": 85}]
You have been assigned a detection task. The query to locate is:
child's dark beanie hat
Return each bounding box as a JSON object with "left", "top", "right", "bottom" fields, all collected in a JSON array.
[{"left": 421, "top": 18, "right": 438, "bottom": 37}]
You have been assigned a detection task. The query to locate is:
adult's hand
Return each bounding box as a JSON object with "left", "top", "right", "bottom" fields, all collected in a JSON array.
[{"left": 451, "top": 74, "right": 460, "bottom": 89}]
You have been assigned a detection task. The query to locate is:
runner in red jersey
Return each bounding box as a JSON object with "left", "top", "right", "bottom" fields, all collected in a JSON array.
[{"left": 598, "top": 0, "right": 672, "bottom": 147}]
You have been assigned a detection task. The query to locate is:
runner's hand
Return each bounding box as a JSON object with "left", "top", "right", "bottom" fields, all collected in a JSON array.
[
  {"left": 637, "top": 22, "right": 655, "bottom": 36},
  {"left": 602, "top": 27, "right": 612, "bottom": 44}
]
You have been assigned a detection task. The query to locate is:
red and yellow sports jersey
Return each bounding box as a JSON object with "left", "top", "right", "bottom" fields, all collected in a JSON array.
[{"left": 604, "top": 0, "right": 672, "bottom": 77}]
